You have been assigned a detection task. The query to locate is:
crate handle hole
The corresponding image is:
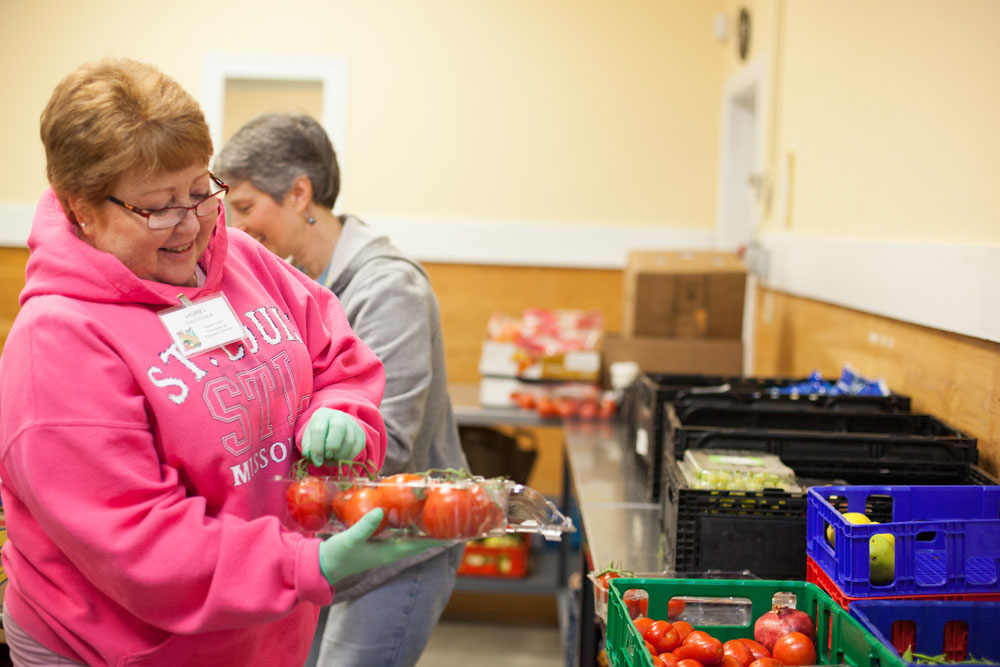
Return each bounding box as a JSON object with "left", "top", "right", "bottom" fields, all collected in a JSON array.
[
  {"left": 943, "top": 620, "right": 969, "bottom": 662},
  {"left": 866, "top": 493, "right": 893, "bottom": 520},
  {"left": 916, "top": 531, "right": 937, "bottom": 542},
  {"left": 889, "top": 619, "right": 917, "bottom": 656}
]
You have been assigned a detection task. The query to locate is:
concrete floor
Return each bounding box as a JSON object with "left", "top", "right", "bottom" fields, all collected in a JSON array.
[{"left": 416, "top": 621, "right": 563, "bottom": 667}]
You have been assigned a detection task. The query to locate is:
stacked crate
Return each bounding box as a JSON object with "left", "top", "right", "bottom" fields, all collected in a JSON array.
[{"left": 639, "top": 373, "right": 997, "bottom": 581}]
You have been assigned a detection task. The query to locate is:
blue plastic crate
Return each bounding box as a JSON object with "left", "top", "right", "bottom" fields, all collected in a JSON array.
[
  {"left": 850, "top": 600, "right": 1000, "bottom": 666},
  {"left": 807, "top": 485, "right": 1000, "bottom": 598}
]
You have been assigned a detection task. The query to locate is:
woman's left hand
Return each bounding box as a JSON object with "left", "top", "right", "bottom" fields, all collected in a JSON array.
[{"left": 301, "top": 408, "right": 366, "bottom": 466}]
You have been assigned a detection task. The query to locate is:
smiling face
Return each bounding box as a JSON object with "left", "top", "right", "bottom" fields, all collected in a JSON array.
[
  {"left": 74, "top": 164, "right": 219, "bottom": 286},
  {"left": 224, "top": 180, "right": 302, "bottom": 259}
]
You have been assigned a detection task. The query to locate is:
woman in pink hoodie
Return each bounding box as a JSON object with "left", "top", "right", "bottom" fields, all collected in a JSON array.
[{"left": 0, "top": 58, "right": 439, "bottom": 666}]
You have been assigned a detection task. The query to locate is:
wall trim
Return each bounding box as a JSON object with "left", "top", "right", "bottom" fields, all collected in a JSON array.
[
  {"left": 0, "top": 202, "right": 712, "bottom": 268},
  {"left": 0, "top": 203, "right": 34, "bottom": 248},
  {"left": 5, "top": 200, "right": 995, "bottom": 344},
  {"left": 758, "top": 231, "right": 1000, "bottom": 344},
  {"left": 365, "top": 215, "right": 714, "bottom": 268}
]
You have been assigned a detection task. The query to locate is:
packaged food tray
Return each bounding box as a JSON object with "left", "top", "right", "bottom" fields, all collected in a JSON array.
[
  {"left": 850, "top": 600, "right": 1000, "bottom": 666},
  {"left": 280, "top": 472, "right": 575, "bottom": 541},
  {"left": 661, "top": 459, "right": 996, "bottom": 582},
  {"left": 605, "top": 577, "right": 894, "bottom": 667},
  {"left": 807, "top": 485, "right": 1000, "bottom": 598}
]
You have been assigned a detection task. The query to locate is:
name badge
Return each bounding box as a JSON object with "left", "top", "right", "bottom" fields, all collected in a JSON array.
[{"left": 159, "top": 293, "right": 245, "bottom": 357}]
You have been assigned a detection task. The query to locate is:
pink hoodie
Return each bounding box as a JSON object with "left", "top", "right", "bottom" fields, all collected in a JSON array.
[{"left": 0, "top": 190, "right": 387, "bottom": 666}]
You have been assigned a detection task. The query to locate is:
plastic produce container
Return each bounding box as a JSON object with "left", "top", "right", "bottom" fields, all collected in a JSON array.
[
  {"left": 662, "top": 459, "right": 996, "bottom": 582},
  {"left": 850, "top": 600, "right": 1000, "bottom": 666},
  {"left": 280, "top": 472, "right": 575, "bottom": 541},
  {"left": 587, "top": 569, "right": 758, "bottom": 627},
  {"left": 807, "top": 485, "right": 1000, "bottom": 599},
  {"left": 605, "top": 577, "right": 894, "bottom": 667}
]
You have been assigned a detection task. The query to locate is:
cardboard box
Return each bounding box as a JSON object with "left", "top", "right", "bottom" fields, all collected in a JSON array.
[
  {"left": 622, "top": 250, "right": 746, "bottom": 339},
  {"left": 600, "top": 334, "right": 743, "bottom": 386}
]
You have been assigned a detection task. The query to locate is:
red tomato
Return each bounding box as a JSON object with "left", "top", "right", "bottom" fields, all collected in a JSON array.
[
  {"left": 723, "top": 639, "right": 755, "bottom": 667},
  {"left": 672, "top": 621, "right": 695, "bottom": 642},
  {"left": 651, "top": 657, "right": 669, "bottom": 667},
  {"left": 378, "top": 473, "right": 425, "bottom": 528},
  {"left": 623, "top": 588, "right": 649, "bottom": 618},
  {"left": 674, "top": 633, "right": 723, "bottom": 666},
  {"left": 676, "top": 660, "right": 705, "bottom": 667},
  {"left": 594, "top": 570, "right": 622, "bottom": 604},
  {"left": 342, "top": 486, "right": 387, "bottom": 534},
  {"left": 643, "top": 620, "right": 681, "bottom": 654},
  {"left": 771, "top": 633, "right": 816, "bottom": 667},
  {"left": 467, "top": 483, "right": 504, "bottom": 534},
  {"left": 645, "top": 641, "right": 659, "bottom": 658},
  {"left": 578, "top": 398, "right": 598, "bottom": 420},
  {"left": 668, "top": 598, "right": 688, "bottom": 618},
  {"left": 684, "top": 631, "right": 714, "bottom": 646},
  {"left": 738, "top": 638, "right": 772, "bottom": 660},
  {"left": 555, "top": 397, "right": 578, "bottom": 418},
  {"left": 633, "top": 617, "right": 655, "bottom": 636},
  {"left": 747, "top": 659, "right": 783, "bottom": 667},
  {"left": 536, "top": 395, "right": 559, "bottom": 418},
  {"left": 719, "top": 656, "right": 744, "bottom": 667},
  {"left": 331, "top": 485, "right": 355, "bottom": 523},
  {"left": 658, "top": 653, "right": 680, "bottom": 667},
  {"left": 421, "top": 485, "right": 478, "bottom": 538},
  {"left": 513, "top": 391, "right": 536, "bottom": 410},
  {"left": 285, "top": 475, "right": 333, "bottom": 531}
]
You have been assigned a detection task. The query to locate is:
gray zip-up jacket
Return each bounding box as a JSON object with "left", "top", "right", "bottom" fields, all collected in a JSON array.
[{"left": 323, "top": 215, "right": 468, "bottom": 600}]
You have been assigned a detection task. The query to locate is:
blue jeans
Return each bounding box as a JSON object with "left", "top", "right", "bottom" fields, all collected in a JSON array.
[{"left": 306, "top": 544, "right": 463, "bottom": 667}]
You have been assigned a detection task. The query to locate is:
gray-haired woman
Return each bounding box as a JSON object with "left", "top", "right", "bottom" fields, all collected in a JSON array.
[{"left": 214, "top": 113, "right": 469, "bottom": 667}]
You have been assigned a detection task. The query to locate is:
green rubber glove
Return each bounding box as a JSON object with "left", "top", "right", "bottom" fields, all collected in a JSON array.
[
  {"left": 318, "top": 508, "right": 449, "bottom": 585},
  {"left": 301, "top": 408, "right": 366, "bottom": 466}
]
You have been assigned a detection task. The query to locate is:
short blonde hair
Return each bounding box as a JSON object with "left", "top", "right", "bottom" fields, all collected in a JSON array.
[{"left": 40, "top": 58, "right": 213, "bottom": 220}]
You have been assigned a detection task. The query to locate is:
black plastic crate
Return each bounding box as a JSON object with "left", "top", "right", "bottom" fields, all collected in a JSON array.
[
  {"left": 625, "top": 372, "right": 912, "bottom": 501},
  {"left": 660, "top": 459, "right": 997, "bottom": 581},
  {"left": 665, "top": 404, "right": 978, "bottom": 481}
]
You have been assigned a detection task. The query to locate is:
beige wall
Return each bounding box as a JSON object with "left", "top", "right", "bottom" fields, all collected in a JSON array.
[
  {"left": 0, "top": 0, "right": 725, "bottom": 229},
  {"left": 720, "top": 0, "right": 1000, "bottom": 245}
]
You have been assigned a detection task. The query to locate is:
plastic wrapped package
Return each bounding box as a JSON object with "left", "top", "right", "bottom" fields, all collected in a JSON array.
[
  {"left": 679, "top": 449, "right": 802, "bottom": 492},
  {"left": 280, "top": 471, "right": 575, "bottom": 541}
]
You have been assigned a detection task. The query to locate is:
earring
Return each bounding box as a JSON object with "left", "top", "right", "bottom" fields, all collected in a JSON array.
[
  {"left": 79, "top": 222, "right": 87, "bottom": 228},
  {"left": 306, "top": 216, "right": 316, "bottom": 225}
]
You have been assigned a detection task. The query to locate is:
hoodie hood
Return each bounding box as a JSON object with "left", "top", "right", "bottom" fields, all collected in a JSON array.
[
  {"left": 325, "top": 215, "right": 425, "bottom": 294},
  {"left": 21, "top": 188, "right": 229, "bottom": 308}
]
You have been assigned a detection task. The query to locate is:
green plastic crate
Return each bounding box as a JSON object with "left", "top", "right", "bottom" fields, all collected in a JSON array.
[{"left": 606, "top": 577, "right": 896, "bottom": 667}]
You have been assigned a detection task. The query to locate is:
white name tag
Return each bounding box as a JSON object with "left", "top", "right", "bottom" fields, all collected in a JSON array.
[{"left": 159, "top": 293, "right": 245, "bottom": 357}]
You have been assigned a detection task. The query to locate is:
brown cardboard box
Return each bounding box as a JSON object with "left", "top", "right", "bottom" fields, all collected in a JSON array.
[
  {"left": 622, "top": 250, "right": 746, "bottom": 338},
  {"left": 600, "top": 334, "right": 743, "bottom": 386}
]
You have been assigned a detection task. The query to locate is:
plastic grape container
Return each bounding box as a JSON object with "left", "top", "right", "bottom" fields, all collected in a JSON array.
[{"left": 280, "top": 471, "right": 576, "bottom": 541}]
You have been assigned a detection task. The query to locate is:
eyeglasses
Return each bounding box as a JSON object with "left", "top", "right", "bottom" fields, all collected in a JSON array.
[{"left": 107, "top": 173, "right": 229, "bottom": 230}]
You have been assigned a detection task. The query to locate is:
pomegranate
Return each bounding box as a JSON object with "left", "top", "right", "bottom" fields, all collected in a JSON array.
[{"left": 753, "top": 593, "right": 816, "bottom": 652}]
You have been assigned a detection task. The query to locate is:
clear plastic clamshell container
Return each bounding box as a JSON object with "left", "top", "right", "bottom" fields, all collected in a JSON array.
[
  {"left": 280, "top": 472, "right": 575, "bottom": 541},
  {"left": 680, "top": 449, "right": 802, "bottom": 492}
]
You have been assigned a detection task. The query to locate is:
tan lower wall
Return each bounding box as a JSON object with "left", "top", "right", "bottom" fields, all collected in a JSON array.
[{"left": 753, "top": 287, "right": 1000, "bottom": 478}]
